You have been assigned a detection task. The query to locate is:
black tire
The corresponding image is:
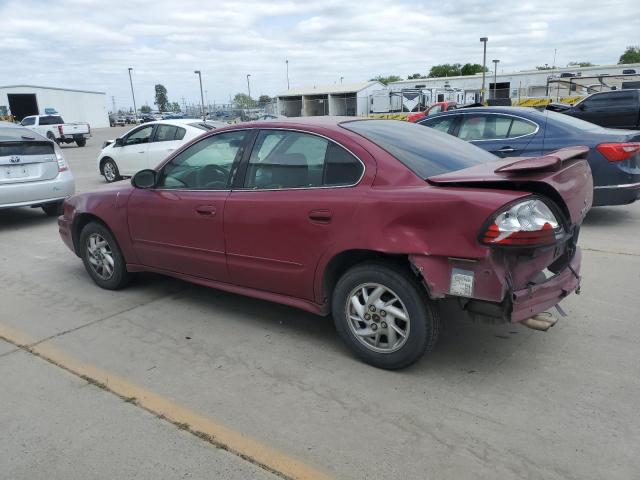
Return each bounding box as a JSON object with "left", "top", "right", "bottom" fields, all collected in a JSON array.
[
  {"left": 79, "top": 221, "right": 135, "bottom": 290},
  {"left": 42, "top": 201, "right": 64, "bottom": 217},
  {"left": 101, "top": 158, "right": 121, "bottom": 183},
  {"left": 332, "top": 261, "right": 439, "bottom": 369},
  {"left": 76, "top": 138, "right": 86, "bottom": 147}
]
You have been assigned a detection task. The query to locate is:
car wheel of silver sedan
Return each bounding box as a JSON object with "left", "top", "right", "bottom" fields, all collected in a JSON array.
[
  {"left": 79, "top": 222, "right": 134, "bottom": 290},
  {"left": 332, "top": 261, "right": 439, "bottom": 369}
]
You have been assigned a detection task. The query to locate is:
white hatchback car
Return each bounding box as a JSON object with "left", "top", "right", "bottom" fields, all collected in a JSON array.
[{"left": 97, "top": 119, "right": 227, "bottom": 182}]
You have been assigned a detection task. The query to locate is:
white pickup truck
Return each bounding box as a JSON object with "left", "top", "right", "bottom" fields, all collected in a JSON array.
[{"left": 20, "top": 115, "right": 91, "bottom": 147}]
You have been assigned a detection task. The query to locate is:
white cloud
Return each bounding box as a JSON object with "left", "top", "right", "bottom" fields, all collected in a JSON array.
[{"left": 0, "top": 0, "right": 637, "bottom": 110}]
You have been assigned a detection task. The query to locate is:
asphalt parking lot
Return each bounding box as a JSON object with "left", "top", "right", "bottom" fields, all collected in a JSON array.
[{"left": 1, "top": 127, "right": 639, "bottom": 479}]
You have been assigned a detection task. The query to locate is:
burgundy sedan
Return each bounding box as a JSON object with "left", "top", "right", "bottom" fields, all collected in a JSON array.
[{"left": 59, "top": 118, "right": 592, "bottom": 369}]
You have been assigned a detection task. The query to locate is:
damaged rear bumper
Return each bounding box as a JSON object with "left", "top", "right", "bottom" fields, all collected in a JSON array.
[{"left": 409, "top": 246, "right": 582, "bottom": 324}]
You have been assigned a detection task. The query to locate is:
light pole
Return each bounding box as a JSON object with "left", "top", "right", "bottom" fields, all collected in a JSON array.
[
  {"left": 194, "top": 70, "right": 205, "bottom": 120},
  {"left": 285, "top": 59, "right": 290, "bottom": 90},
  {"left": 340, "top": 76, "right": 344, "bottom": 84},
  {"left": 492, "top": 59, "right": 500, "bottom": 99},
  {"left": 127, "top": 68, "right": 137, "bottom": 122},
  {"left": 246, "top": 74, "right": 252, "bottom": 107},
  {"left": 479, "top": 37, "right": 488, "bottom": 103}
]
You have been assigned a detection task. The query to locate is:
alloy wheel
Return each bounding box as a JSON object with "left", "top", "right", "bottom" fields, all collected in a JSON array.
[
  {"left": 86, "top": 233, "right": 115, "bottom": 280},
  {"left": 345, "top": 283, "right": 411, "bottom": 353},
  {"left": 103, "top": 162, "right": 116, "bottom": 181}
]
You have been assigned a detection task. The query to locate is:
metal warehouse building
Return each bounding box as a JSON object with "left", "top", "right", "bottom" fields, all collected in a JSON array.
[
  {"left": 276, "top": 81, "right": 384, "bottom": 117},
  {"left": 0, "top": 85, "right": 109, "bottom": 128}
]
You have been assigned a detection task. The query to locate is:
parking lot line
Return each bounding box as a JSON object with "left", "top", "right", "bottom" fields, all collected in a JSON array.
[{"left": 0, "top": 322, "right": 330, "bottom": 480}]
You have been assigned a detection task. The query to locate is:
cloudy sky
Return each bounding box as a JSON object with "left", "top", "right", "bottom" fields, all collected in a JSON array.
[{"left": 1, "top": 0, "right": 638, "bottom": 110}]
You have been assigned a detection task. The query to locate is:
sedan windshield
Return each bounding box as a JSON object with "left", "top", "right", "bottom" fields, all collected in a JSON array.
[{"left": 342, "top": 119, "right": 496, "bottom": 178}]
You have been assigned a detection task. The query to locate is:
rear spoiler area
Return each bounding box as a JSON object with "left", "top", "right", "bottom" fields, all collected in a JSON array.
[{"left": 493, "top": 146, "right": 589, "bottom": 174}]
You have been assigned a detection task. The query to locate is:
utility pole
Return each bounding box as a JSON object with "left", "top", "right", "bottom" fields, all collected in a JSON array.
[
  {"left": 553, "top": 48, "right": 557, "bottom": 70},
  {"left": 285, "top": 59, "right": 290, "bottom": 90},
  {"left": 194, "top": 70, "right": 205, "bottom": 120},
  {"left": 127, "top": 68, "right": 137, "bottom": 122},
  {"left": 246, "top": 74, "right": 252, "bottom": 104},
  {"left": 111, "top": 96, "right": 116, "bottom": 113},
  {"left": 480, "top": 37, "right": 488, "bottom": 103},
  {"left": 492, "top": 59, "right": 500, "bottom": 100},
  {"left": 340, "top": 76, "right": 344, "bottom": 84}
]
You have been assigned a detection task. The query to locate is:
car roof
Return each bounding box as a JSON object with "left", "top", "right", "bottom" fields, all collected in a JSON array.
[{"left": 0, "top": 121, "right": 48, "bottom": 141}]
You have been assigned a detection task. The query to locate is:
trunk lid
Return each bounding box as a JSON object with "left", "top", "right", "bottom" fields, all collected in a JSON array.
[
  {"left": 427, "top": 146, "right": 593, "bottom": 224},
  {"left": 0, "top": 141, "right": 59, "bottom": 184}
]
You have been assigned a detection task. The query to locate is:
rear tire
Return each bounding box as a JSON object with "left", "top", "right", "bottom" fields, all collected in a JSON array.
[
  {"left": 42, "top": 201, "right": 63, "bottom": 217},
  {"left": 79, "top": 221, "right": 134, "bottom": 290},
  {"left": 76, "top": 138, "right": 86, "bottom": 147},
  {"left": 101, "top": 158, "right": 121, "bottom": 183},
  {"left": 332, "top": 261, "right": 439, "bottom": 369}
]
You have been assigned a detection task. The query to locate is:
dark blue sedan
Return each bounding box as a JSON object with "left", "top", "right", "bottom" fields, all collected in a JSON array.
[{"left": 418, "top": 107, "right": 640, "bottom": 206}]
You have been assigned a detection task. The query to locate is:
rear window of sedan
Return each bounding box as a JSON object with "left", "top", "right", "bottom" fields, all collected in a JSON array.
[{"left": 342, "top": 119, "right": 496, "bottom": 178}]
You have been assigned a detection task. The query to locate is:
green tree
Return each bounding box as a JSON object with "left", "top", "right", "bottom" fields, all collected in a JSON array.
[
  {"left": 369, "top": 75, "right": 403, "bottom": 85},
  {"left": 428, "top": 64, "right": 462, "bottom": 77},
  {"left": 234, "top": 93, "right": 255, "bottom": 107},
  {"left": 460, "top": 63, "right": 488, "bottom": 76},
  {"left": 567, "top": 61, "right": 594, "bottom": 67},
  {"left": 407, "top": 73, "right": 425, "bottom": 80},
  {"left": 258, "top": 95, "right": 272, "bottom": 106},
  {"left": 154, "top": 84, "right": 169, "bottom": 112},
  {"left": 169, "top": 102, "right": 181, "bottom": 112},
  {"left": 140, "top": 105, "right": 151, "bottom": 114},
  {"left": 618, "top": 46, "right": 640, "bottom": 64}
]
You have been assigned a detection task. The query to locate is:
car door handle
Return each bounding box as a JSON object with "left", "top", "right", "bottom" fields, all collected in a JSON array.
[
  {"left": 167, "top": 148, "right": 175, "bottom": 152},
  {"left": 308, "top": 209, "right": 332, "bottom": 224},
  {"left": 195, "top": 205, "right": 216, "bottom": 216},
  {"left": 497, "top": 147, "right": 517, "bottom": 153}
]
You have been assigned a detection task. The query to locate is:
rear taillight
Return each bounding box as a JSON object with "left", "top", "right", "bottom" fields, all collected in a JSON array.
[
  {"left": 58, "top": 125, "right": 63, "bottom": 136},
  {"left": 596, "top": 142, "right": 640, "bottom": 162},
  {"left": 54, "top": 145, "right": 68, "bottom": 172},
  {"left": 480, "top": 199, "right": 561, "bottom": 246}
]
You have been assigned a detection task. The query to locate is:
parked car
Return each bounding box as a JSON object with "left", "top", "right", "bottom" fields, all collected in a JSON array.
[
  {"left": 546, "top": 89, "right": 640, "bottom": 129},
  {"left": 20, "top": 114, "right": 91, "bottom": 147},
  {"left": 0, "top": 121, "right": 74, "bottom": 215},
  {"left": 407, "top": 101, "right": 458, "bottom": 123},
  {"left": 115, "top": 116, "right": 126, "bottom": 127},
  {"left": 419, "top": 107, "right": 640, "bottom": 206},
  {"left": 97, "top": 119, "right": 226, "bottom": 182},
  {"left": 59, "top": 118, "right": 591, "bottom": 369}
]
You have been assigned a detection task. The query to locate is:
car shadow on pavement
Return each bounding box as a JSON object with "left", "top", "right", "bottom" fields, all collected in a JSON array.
[
  {"left": 0, "top": 207, "right": 57, "bottom": 231},
  {"left": 144, "top": 275, "right": 534, "bottom": 375},
  {"left": 583, "top": 206, "right": 635, "bottom": 226}
]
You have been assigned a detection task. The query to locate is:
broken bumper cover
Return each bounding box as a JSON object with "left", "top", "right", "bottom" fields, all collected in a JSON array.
[
  {"left": 410, "top": 246, "right": 582, "bottom": 324},
  {"left": 510, "top": 247, "right": 581, "bottom": 322}
]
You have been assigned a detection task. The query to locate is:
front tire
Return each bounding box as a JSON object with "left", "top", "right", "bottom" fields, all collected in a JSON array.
[
  {"left": 79, "top": 221, "right": 134, "bottom": 290},
  {"left": 101, "top": 158, "right": 121, "bottom": 183},
  {"left": 332, "top": 261, "right": 439, "bottom": 369}
]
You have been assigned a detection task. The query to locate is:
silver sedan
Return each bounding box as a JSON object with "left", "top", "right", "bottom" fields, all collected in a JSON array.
[{"left": 0, "top": 121, "right": 75, "bottom": 216}]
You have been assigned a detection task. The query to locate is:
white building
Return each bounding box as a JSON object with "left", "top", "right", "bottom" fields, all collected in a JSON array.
[
  {"left": 0, "top": 85, "right": 109, "bottom": 128},
  {"left": 387, "top": 63, "right": 640, "bottom": 105},
  {"left": 276, "top": 81, "right": 384, "bottom": 117}
]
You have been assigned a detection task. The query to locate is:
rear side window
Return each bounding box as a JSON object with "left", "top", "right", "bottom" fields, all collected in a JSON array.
[
  {"left": 458, "top": 114, "right": 536, "bottom": 140},
  {"left": 39, "top": 116, "right": 63, "bottom": 125},
  {"left": 244, "top": 130, "right": 363, "bottom": 189},
  {"left": 175, "top": 127, "right": 186, "bottom": 140},
  {"left": 582, "top": 92, "right": 636, "bottom": 107},
  {"left": 154, "top": 124, "right": 178, "bottom": 142},
  {"left": 343, "top": 119, "right": 496, "bottom": 179}
]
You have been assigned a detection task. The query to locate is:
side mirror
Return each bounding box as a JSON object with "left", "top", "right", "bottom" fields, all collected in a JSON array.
[
  {"left": 131, "top": 169, "right": 157, "bottom": 189},
  {"left": 115, "top": 137, "right": 124, "bottom": 146},
  {"left": 577, "top": 103, "right": 586, "bottom": 111}
]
